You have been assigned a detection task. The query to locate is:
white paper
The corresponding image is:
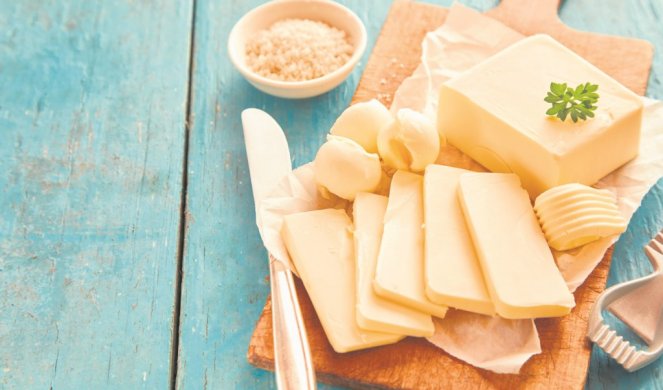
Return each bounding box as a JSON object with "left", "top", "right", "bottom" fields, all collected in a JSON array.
[
  {"left": 257, "top": 2, "right": 663, "bottom": 375},
  {"left": 428, "top": 311, "right": 541, "bottom": 374}
]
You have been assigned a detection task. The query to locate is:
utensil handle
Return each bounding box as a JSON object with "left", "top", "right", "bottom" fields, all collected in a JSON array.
[{"left": 269, "top": 255, "right": 317, "bottom": 390}]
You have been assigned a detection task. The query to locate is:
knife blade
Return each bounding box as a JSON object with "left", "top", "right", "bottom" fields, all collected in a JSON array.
[{"left": 241, "top": 108, "right": 316, "bottom": 390}]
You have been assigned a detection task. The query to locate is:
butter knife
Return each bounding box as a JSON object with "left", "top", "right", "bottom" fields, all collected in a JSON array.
[{"left": 242, "top": 108, "right": 316, "bottom": 390}]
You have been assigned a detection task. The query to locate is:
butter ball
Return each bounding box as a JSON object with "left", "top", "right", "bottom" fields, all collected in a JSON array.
[
  {"left": 330, "top": 99, "right": 394, "bottom": 154},
  {"left": 377, "top": 108, "right": 440, "bottom": 172},
  {"left": 314, "top": 135, "right": 382, "bottom": 201}
]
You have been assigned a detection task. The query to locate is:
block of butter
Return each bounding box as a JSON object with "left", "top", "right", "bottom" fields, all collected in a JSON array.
[
  {"left": 282, "top": 208, "right": 403, "bottom": 353},
  {"left": 374, "top": 171, "right": 448, "bottom": 318},
  {"left": 458, "top": 173, "right": 575, "bottom": 319},
  {"left": 354, "top": 192, "right": 434, "bottom": 337},
  {"left": 439, "top": 34, "right": 643, "bottom": 197},
  {"left": 423, "top": 165, "right": 494, "bottom": 316}
]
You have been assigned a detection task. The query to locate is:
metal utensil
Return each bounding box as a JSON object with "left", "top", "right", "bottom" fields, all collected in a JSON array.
[
  {"left": 587, "top": 231, "right": 663, "bottom": 372},
  {"left": 242, "top": 108, "right": 316, "bottom": 389}
]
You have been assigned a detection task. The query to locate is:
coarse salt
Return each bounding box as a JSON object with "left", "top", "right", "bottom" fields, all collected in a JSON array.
[{"left": 245, "top": 18, "right": 354, "bottom": 82}]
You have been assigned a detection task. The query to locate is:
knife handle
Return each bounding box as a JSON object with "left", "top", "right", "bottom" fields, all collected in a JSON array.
[{"left": 269, "top": 254, "right": 317, "bottom": 390}]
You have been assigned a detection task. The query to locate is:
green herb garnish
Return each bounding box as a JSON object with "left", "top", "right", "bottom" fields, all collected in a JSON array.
[{"left": 545, "top": 82, "right": 599, "bottom": 123}]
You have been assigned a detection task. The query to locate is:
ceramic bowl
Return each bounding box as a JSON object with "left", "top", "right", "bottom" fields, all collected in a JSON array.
[{"left": 228, "top": 0, "right": 367, "bottom": 99}]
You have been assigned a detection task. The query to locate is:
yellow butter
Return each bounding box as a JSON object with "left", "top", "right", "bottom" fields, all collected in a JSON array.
[
  {"left": 458, "top": 173, "right": 575, "bottom": 319},
  {"left": 534, "top": 183, "right": 627, "bottom": 250},
  {"left": 374, "top": 171, "right": 448, "bottom": 318},
  {"left": 423, "top": 165, "right": 494, "bottom": 315},
  {"left": 282, "top": 208, "right": 403, "bottom": 353},
  {"left": 354, "top": 193, "right": 434, "bottom": 337},
  {"left": 438, "top": 34, "right": 642, "bottom": 197}
]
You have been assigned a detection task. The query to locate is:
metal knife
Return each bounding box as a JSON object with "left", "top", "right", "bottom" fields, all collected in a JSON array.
[{"left": 242, "top": 108, "right": 316, "bottom": 390}]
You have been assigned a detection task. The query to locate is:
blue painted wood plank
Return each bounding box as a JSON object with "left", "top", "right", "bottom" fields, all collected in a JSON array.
[
  {"left": 556, "top": 1, "right": 663, "bottom": 388},
  {"left": 587, "top": 178, "right": 663, "bottom": 390},
  {"left": 175, "top": 1, "right": 392, "bottom": 388},
  {"left": 0, "top": 1, "right": 193, "bottom": 388},
  {"left": 177, "top": 0, "right": 663, "bottom": 389}
]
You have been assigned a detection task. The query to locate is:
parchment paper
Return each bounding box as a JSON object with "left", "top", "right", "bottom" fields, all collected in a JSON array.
[{"left": 257, "top": 3, "right": 663, "bottom": 374}]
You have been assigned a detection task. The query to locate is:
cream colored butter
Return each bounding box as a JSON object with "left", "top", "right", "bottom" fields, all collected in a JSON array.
[
  {"left": 354, "top": 192, "right": 435, "bottom": 337},
  {"left": 378, "top": 108, "right": 440, "bottom": 172},
  {"left": 282, "top": 208, "right": 403, "bottom": 353},
  {"left": 458, "top": 173, "right": 575, "bottom": 319},
  {"left": 374, "top": 171, "right": 448, "bottom": 318},
  {"left": 330, "top": 99, "right": 394, "bottom": 154},
  {"left": 534, "top": 183, "right": 627, "bottom": 250},
  {"left": 313, "top": 135, "right": 382, "bottom": 201},
  {"left": 423, "top": 165, "right": 494, "bottom": 315},
  {"left": 438, "top": 34, "right": 642, "bottom": 197}
]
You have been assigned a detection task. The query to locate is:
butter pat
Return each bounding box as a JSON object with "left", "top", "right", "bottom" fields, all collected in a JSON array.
[
  {"left": 313, "top": 135, "right": 382, "bottom": 201},
  {"left": 354, "top": 192, "right": 435, "bottom": 337},
  {"left": 423, "top": 165, "right": 494, "bottom": 316},
  {"left": 330, "top": 99, "right": 394, "bottom": 154},
  {"left": 282, "top": 208, "right": 402, "bottom": 353},
  {"left": 374, "top": 171, "right": 448, "bottom": 318},
  {"left": 378, "top": 108, "right": 440, "bottom": 172},
  {"left": 439, "top": 34, "right": 643, "bottom": 197},
  {"left": 534, "top": 183, "right": 627, "bottom": 250},
  {"left": 458, "top": 173, "right": 575, "bottom": 319}
]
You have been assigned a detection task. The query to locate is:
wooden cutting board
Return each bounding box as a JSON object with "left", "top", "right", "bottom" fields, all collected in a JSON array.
[{"left": 247, "top": 1, "right": 654, "bottom": 388}]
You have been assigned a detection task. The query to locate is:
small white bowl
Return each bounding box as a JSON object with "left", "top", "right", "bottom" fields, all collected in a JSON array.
[{"left": 228, "top": 0, "right": 367, "bottom": 99}]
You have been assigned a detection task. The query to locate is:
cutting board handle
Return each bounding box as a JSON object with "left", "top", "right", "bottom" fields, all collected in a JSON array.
[{"left": 487, "top": 0, "right": 565, "bottom": 34}]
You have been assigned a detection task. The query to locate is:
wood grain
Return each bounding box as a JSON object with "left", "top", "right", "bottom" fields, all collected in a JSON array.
[
  {"left": 174, "top": 1, "right": 392, "bottom": 389},
  {"left": 0, "top": 1, "right": 193, "bottom": 388},
  {"left": 0, "top": 1, "right": 660, "bottom": 389},
  {"left": 247, "top": 1, "right": 657, "bottom": 388}
]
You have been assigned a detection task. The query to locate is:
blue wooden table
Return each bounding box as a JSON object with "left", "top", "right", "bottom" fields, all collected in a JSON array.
[{"left": 1, "top": 1, "right": 661, "bottom": 389}]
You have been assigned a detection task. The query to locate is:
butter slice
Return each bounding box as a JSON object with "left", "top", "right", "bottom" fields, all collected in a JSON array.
[
  {"left": 374, "top": 171, "right": 448, "bottom": 318},
  {"left": 458, "top": 173, "right": 575, "bottom": 319},
  {"left": 439, "top": 34, "right": 642, "bottom": 197},
  {"left": 423, "top": 165, "right": 494, "bottom": 316},
  {"left": 282, "top": 209, "right": 403, "bottom": 353},
  {"left": 354, "top": 192, "right": 434, "bottom": 337}
]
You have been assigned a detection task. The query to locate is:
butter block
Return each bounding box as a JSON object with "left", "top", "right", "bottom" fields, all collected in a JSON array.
[
  {"left": 282, "top": 208, "right": 403, "bottom": 353},
  {"left": 438, "top": 34, "right": 643, "bottom": 197},
  {"left": 423, "top": 165, "right": 494, "bottom": 315},
  {"left": 534, "top": 183, "right": 627, "bottom": 250},
  {"left": 354, "top": 192, "right": 435, "bottom": 337},
  {"left": 374, "top": 171, "right": 448, "bottom": 318},
  {"left": 458, "top": 173, "right": 575, "bottom": 319}
]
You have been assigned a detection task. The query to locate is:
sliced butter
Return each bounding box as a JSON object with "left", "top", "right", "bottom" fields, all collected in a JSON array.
[
  {"left": 354, "top": 192, "right": 434, "bottom": 337},
  {"left": 282, "top": 208, "right": 403, "bottom": 353},
  {"left": 438, "top": 34, "right": 642, "bottom": 197},
  {"left": 374, "top": 171, "right": 448, "bottom": 318},
  {"left": 458, "top": 173, "right": 575, "bottom": 319},
  {"left": 534, "top": 183, "right": 627, "bottom": 250},
  {"left": 423, "top": 165, "right": 494, "bottom": 316}
]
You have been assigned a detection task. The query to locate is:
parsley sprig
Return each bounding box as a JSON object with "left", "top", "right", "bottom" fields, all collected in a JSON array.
[{"left": 545, "top": 82, "right": 599, "bottom": 123}]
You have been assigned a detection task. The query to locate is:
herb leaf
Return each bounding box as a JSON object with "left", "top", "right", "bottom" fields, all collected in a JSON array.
[{"left": 545, "top": 82, "right": 600, "bottom": 123}]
